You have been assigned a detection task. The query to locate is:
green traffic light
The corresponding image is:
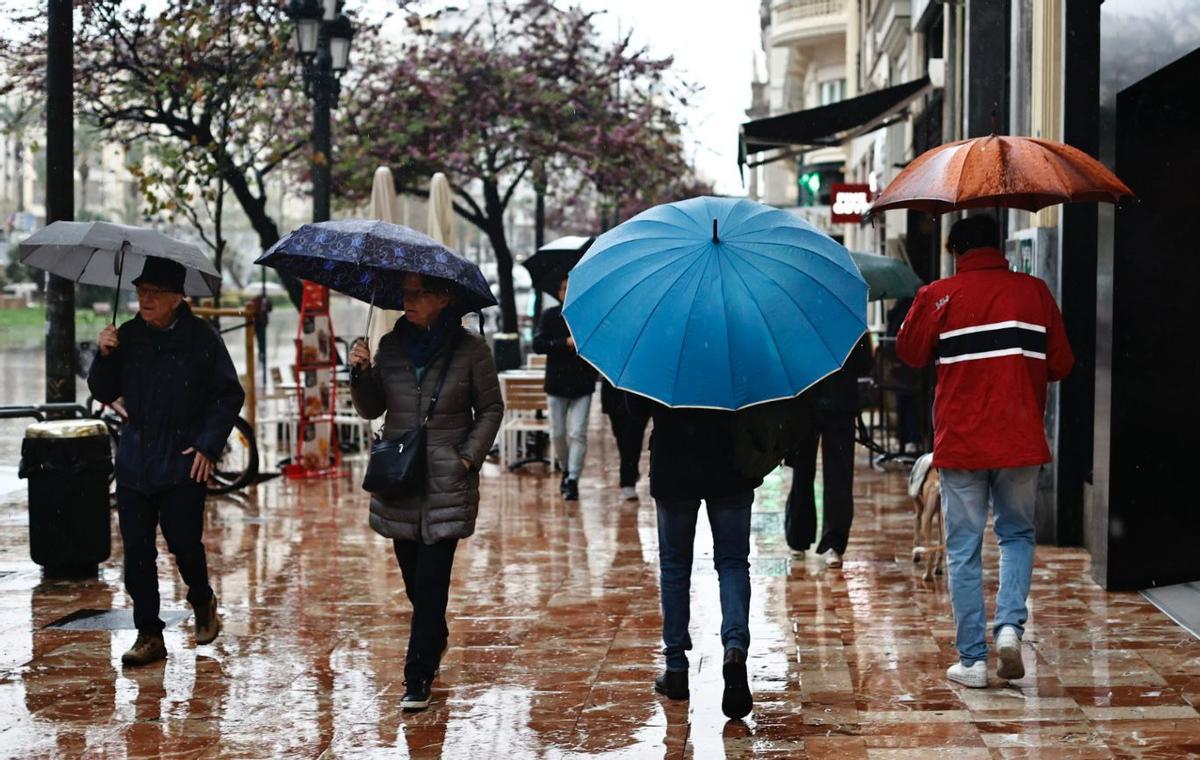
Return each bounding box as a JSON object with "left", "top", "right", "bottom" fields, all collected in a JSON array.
[{"left": 800, "top": 172, "right": 821, "bottom": 196}]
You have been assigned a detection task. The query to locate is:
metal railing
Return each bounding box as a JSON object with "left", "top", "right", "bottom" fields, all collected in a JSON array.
[{"left": 772, "top": 0, "right": 845, "bottom": 24}]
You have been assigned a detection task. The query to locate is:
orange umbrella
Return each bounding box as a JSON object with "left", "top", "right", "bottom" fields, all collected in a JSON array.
[{"left": 870, "top": 135, "right": 1134, "bottom": 215}]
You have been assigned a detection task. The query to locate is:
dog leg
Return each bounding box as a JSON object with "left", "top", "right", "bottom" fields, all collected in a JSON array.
[
  {"left": 912, "top": 496, "right": 926, "bottom": 563},
  {"left": 921, "top": 485, "right": 939, "bottom": 582}
]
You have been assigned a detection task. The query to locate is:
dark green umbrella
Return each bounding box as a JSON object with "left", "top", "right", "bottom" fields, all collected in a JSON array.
[{"left": 849, "top": 251, "right": 923, "bottom": 301}]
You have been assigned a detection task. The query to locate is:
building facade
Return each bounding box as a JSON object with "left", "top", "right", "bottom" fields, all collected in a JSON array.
[
  {"left": 748, "top": 0, "right": 851, "bottom": 239},
  {"left": 743, "top": 0, "right": 1200, "bottom": 592}
]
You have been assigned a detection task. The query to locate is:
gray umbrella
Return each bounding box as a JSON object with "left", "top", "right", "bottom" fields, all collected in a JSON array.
[{"left": 19, "top": 221, "right": 221, "bottom": 302}]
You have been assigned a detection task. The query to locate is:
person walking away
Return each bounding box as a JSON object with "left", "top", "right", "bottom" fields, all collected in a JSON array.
[
  {"left": 88, "top": 257, "right": 245, "bottom": 667},
  {"left": 533, "top": 275, "right": 597, "bottom": 501},
  {"left": 349, "top": 273, "right": 503, "bottom": 711},
  {"left": 784, "top": 334, "right": 873, "bottom": 567},
  {"left": 628, "top": 395, "right": 760, "bottom": 720},
  {"left": 250, "top": 291, "right": 272, "bottom": 371},
  {"left": 896, "top": 214, "right": 1073, "bottom": 689},
  {"left": 601, "top": 379, "right": 650, "bottom": 501},
  {"left": 886, "top": 298, "right": 922, "bottom": 452}
]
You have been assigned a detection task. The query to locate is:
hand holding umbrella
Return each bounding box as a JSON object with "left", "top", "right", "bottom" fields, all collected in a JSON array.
[{"left": 349, "top": 332, "right": 373, "bottom": 372}]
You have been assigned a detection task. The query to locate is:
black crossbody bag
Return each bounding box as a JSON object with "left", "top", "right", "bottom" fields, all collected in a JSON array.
[{"left": 361, "top": 335, "right": 458, "bottom": 497}]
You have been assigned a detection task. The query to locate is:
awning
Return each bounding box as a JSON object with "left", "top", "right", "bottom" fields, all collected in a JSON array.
[{"left": 739, "top": 76, "right": 933, "bottom": 169}]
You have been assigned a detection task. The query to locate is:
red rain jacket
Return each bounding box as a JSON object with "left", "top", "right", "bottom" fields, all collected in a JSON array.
[{"left": 896, "top": 248, "right": 1074, "bottom": 470}]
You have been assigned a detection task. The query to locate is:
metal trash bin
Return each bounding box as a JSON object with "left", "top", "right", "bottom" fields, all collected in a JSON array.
[
  {"left": 19, "top": 419, "right": 113, "bottom": 576},
  {"left": 492, "top": 332, "right": 522, "bottom": 372}
]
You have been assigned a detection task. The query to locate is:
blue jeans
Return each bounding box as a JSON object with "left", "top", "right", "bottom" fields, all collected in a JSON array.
[
  {"left": 940, "top": 466, "right": 1039, "bottom": 666},
  {"left": 656, "top": 491, "right": 754, "bottom": 671},
  {"left": 547, "top": 394, "right": 591, "bottom": 479}
]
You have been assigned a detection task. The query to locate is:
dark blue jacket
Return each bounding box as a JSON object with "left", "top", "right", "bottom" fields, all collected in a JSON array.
[
  {"left": 87, "top": 302, "right": 245, "bottom": 494},
  {"left": 626, "top": 395, "right": 763, "bottom": 501}
]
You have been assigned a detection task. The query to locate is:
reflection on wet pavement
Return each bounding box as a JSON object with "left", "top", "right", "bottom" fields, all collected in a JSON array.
[{"left": 1, "top": 407, "right": 1198, "bottom": 758}]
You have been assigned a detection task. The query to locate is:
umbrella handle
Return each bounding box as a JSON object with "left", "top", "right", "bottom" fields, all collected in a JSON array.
[
  {"left": 358, "top": 285, "right": 377, "bottom": 349},
  {"left": 111, "top": 242, "right": 128, "bottom": 327}
]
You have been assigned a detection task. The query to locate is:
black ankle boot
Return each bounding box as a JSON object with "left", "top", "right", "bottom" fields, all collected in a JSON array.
[
  {"left": 721, "top": 648, "right": 753, "bottom": 719},
  {"left": 654, "top": 669, "right": 689, "bottom": 700}
]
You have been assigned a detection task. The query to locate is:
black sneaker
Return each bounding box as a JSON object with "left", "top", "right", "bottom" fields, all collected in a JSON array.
[
  {"left": 564, "top": 478, "right": 579, "bottom": 501},
  {"left": 400, "top": 678, "right": 432, "bottom": 711},
  {"left": 653, "top": 669, "right": 689, "bottom": 700},
  {"left": 721, "top": 648, "right": 753, "bottom": 720}
]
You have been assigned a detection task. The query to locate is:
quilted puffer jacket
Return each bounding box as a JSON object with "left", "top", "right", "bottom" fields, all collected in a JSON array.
[{"left": 351, "top": 325, "right": 504, "bottom": 543}]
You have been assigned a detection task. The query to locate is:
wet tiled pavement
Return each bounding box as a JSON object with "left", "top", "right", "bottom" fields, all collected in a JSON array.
[{"left": 1, "top": 412, "right": 1198, "bottom": 758}]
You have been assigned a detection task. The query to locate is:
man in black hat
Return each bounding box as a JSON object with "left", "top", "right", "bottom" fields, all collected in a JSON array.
[{"left": 88, "top": 256, "right": 245, "bottom": 666}]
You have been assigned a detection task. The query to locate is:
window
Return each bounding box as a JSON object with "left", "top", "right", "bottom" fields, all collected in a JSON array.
[{"left": 820, "top": 79, "right": 847, "bottom": 106}]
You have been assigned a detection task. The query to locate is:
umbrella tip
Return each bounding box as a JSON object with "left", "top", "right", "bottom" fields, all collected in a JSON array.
[{"left": 712, "top": 219, "right": 719, "bottom": 244}]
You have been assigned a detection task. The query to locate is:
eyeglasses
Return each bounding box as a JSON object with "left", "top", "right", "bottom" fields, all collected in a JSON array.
[
  {"left": 135, "top": 285, "right": 174, "bottom": 299},
  {"left": 402, "top": 288, "right": 436, "bottom": 301}
]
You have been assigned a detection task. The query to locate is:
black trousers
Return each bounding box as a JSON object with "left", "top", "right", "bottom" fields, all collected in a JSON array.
[
  {"left": 785, "top": 412, "right": 856, "bottom": 555},
  {"left": 608, "top": 413, "right": 650, "bottom": 488},
  {"left": 393, "top": 538, "right": 459, "bottom": 682},
  {"left": 117, "top": 481, "right": 213, "bottom": 635}
]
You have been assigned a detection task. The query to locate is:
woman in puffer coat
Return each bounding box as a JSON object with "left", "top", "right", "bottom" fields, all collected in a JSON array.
[{"left": 349, "top": 272, "right": 503, "bottom": 712}]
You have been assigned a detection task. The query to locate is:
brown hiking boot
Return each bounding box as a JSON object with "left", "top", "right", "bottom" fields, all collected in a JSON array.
[
  {"left": 193, "top": 594, "right": 221, "bottom": 646},
  {"left": 121, "top": 633, "right": 167, "bottom": 667}
]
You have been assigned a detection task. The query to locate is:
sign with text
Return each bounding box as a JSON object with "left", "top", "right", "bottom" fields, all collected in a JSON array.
[{"left": 831, "top": 184, "right": 873, "bottom": 224}]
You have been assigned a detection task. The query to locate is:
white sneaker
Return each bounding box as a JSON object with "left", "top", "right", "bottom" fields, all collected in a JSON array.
[
  {"left": 995, "top": 625, "right": 1024, "bottom": 680},
  {"left": 825, "top": 550, "right": 843, "bottom": 568},
  {"left": 621, "top": 486, "right": 638, "bottom": 501},
  {"left": 790, "top": 548, "right": 806, "bottom": 559},
  {"left": 946, "top": 661, "right": 988, "bottom": 688}
]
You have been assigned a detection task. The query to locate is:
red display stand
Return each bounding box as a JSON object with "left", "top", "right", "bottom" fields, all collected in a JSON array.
[{"left": 282, "top": 282, "right": 346, "bottom": 480}]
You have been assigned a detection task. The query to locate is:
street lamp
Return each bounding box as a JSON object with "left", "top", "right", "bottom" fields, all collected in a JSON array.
[{"left": 285, "top": 0, "right": 354, "bottom": 223}]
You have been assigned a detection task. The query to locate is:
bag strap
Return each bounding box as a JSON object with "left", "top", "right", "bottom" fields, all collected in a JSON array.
[{"left": 420, "top": 331, "right": 460, "bottom": 426}]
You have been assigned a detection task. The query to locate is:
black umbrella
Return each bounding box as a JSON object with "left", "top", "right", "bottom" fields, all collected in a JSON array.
[{"left": 521, "top": 236, "right": 594, "bottom": 296}]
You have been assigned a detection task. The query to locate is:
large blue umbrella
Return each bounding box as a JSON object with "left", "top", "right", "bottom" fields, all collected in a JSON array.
[
  {"left": 562, "top": 196, "right": 868, "bottom": 410},
  {"left": 255, "top": 219, "right": 496, "bottom": 313}
]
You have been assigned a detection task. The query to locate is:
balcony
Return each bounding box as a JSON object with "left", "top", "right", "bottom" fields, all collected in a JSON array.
[
  {"left": 768, "top": 0, "right": 847, "bottom": 49},
  {"left": 869, "top": 0, "right": 912, "bottom": 59}
]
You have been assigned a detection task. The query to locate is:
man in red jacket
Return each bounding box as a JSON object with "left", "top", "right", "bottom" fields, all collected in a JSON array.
[{"left": 897, "top": 215, "right": 1074, "bottom": 689}]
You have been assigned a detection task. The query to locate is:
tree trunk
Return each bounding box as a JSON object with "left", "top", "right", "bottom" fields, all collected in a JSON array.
[
  {"left": 485, "top": 221, "right": 518, "bottom": 333},
  {"left": 482, "top": 179, "right": 518, "bottom": 333},
  {"left": 212, "top": 175, "right": 225, "bottom": 310},
  {"left": 533, "top": 171, "right": 545, "bottom": 321},
  {"left": 220, "top": 163, "right": 302, "bottom": 308}
]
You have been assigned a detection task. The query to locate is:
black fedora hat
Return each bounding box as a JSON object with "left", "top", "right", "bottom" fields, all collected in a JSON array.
[{"left": 132, "top": 256, "right": 187, "bottom": 294}]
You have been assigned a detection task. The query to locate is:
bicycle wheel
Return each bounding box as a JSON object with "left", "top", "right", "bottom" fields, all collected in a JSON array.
[{"left": 206, "top": 416, "right": 260, "bottom": 495}]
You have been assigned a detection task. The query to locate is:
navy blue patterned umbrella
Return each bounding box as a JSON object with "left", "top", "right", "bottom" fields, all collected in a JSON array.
[{"left": 255, "top": 219, "right": 496, "bottom": 313}]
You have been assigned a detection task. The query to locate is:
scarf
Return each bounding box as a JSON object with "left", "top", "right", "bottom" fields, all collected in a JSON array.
[{"left": 398, "top": 312, "right": 455, "bottom": 369}]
